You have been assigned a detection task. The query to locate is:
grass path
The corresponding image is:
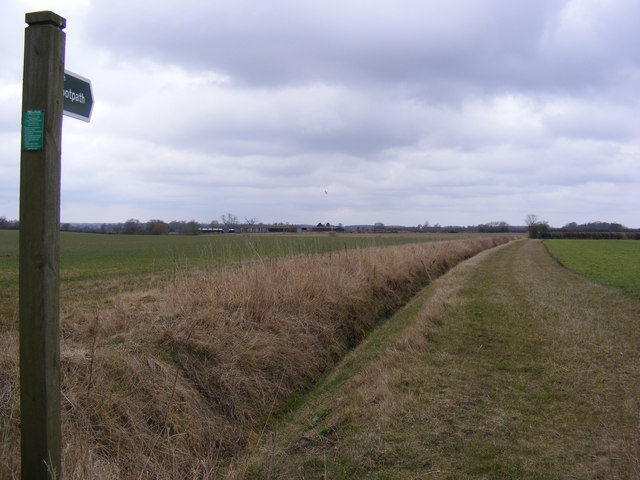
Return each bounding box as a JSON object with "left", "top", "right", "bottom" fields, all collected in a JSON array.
[{"left": 239, "top": 240, "right": 640, "bottom": 479}]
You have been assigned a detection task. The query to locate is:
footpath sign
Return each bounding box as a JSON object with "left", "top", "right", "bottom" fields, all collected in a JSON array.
[
  {"left": 20, "top": 10, "right": 93, "bottom": 479},
  {"left": 63, "top": 70, "right": 93, "bottom": 122}
]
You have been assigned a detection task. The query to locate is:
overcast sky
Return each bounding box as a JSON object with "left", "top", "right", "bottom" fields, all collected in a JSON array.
[{"left": 1, "top": 0, "right": 639, "bottom": 227}]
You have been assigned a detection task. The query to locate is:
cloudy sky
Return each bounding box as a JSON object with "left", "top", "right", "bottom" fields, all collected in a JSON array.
[{"left": 1, "top": 0, "right": 639, "bottom": 227}]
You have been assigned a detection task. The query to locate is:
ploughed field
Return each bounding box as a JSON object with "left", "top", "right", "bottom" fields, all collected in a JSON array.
[{"left": 0, "top": 231, "right": 515, "bottom": 478}]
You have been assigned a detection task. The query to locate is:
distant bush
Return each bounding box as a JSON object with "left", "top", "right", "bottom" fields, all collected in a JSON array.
[{"left": 528, "top": 222, "right": 549, "bottom": 239}]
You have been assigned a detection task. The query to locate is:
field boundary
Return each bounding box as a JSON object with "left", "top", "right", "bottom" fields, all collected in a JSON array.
[
  {"left": 235, "top": 239, "right": 640, "bottom": 478},
  {"left": 1, "top": 236, "right": 517, "bottom": 479}
]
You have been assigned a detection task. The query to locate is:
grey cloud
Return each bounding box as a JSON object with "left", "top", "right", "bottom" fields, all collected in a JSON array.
[
  {"left": 85, "top": 0, "right": 640, "bottom": 101},
  {"left": 3, "top": 0, "right": 639, "bottom": 227},
  {"left": 85, "top": 1, "right": 558, "bottom": 89},
  {"left": 542, "top": 102, "right": 640, "bottom": 142}
]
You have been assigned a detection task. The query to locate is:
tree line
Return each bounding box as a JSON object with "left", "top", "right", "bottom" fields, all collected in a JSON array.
[
  {"left": 0, "top": 217, "right": 19, "bottom": 230},
  {"left": 3, "top": 214, "right": 637, "bottom": 236},
  {"left": 525, "top": 214, "right": 638, "bottom": 239},
  {"left": 60, "top": 219, "right": 201, "bottom": 235}
]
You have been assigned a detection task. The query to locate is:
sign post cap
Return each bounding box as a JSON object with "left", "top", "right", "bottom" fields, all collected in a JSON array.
[{"left": 25, "top": 11, "right": 66, "bottom": 29}]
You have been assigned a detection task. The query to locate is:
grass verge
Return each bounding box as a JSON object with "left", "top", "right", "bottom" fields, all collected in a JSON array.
[
  {"left": 0, "top": 236, "right": 514, "bottom": 478},
  {"left": 240, "top": 240, "right": 640, "bottom": 479},
  {"left": 0, "top": 230, "right": 488, "bottom": 328}
]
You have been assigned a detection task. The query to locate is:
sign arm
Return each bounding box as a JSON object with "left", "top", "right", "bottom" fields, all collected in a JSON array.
[{"left": 63, "top": 69, "right": 93, "bottom": 122}]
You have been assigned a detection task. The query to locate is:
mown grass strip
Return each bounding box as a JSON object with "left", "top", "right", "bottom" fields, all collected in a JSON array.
[{"left": 243, "top": 240, "right": 640, "bottom": 479}]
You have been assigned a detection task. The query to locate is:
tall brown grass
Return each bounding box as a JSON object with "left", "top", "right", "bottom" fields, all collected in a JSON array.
[{"left": 0, "top": 236, "right": 514, "bottom": 478}]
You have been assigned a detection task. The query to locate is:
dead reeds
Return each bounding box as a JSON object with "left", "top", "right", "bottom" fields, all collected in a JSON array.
[{"left": 0, "top": 236, "right": 514, "bottom": 478}]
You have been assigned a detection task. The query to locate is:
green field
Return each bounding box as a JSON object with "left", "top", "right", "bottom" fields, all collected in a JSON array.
[
  {"left": 0, "top": 230, "right": 445, "bottom": 279},
  {"left": 544, "top": 239, "right": 640, "bottom": 297},
  {"left": 0, "top": 230, "right": 446, "bottom": 321}
]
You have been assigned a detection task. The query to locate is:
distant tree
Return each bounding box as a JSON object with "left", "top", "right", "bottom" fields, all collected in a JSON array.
[
  {"left": 0, "top": 217, "right": 18, "bottom": 229},
  {"left": 529, "top": 222, "right": 549, "bottom": 238},
  {"left": 478, "top": 221, "right": 510, "bottom": 233},
  {"left": 221, "top": 213, "right": 239, "bottom": 226},
  {"left": 180, "top": 220, "right": 201, "bottom": 235},
  {"left": 608, "top": 222, "right": 625, "bottom": 232},
  {"left": 123, "top": 218, "right": 143, "bottom": 235},
  {"left": 168, "top": 221, "right": 184, "bottom": 233},
  {"left": 562, "top": 221, "right": 627, "bottom": 232},
  {"left": 209, "top": 220, "right": 220, "bottom": 227},
  {"left": 243, "top": 217, "right": 259, "bottom": 233},
  {"left": 146, "top": 219, "right": 169, "bottom": 235},
  {"left": 525, "top": 214, "right": 539, "bottom": 228},
  {"left": 525, "top": 214, "right": 549, "bottom": 239}
]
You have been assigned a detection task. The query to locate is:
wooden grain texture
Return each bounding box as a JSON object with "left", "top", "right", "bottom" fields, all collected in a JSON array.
[{"left": 19, "top": 11, "right": 66, "bottom": 480}]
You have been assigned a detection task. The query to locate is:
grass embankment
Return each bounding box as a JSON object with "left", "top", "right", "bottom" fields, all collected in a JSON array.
[
  {"left": 0, "top": 236, "right": 513, "bottom": 478},
  {"left": 544, "top": 239, "right": 640, "bottom": 297},
  {"left": 0, "top": 230, "right": 468, "bottom": 326},
  {"left": 240, "top": 240, "right": 640, "bottom": 479}
]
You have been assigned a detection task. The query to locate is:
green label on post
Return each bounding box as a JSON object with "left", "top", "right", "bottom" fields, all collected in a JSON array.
[{"left": 23, "top": 110, "right": 45, "bottom": 151}]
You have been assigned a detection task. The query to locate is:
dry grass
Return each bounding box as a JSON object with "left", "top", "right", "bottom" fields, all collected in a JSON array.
[
  {"left": 245, "top": 240, "right": 640, "bottom": 479},
  {"left": 0, "top": 236, "right": 514, "bottom": 478}
]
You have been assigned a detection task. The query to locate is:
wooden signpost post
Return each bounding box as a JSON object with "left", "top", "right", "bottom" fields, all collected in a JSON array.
[{"left": 19, "top": 10, "right": 92, "bottom": 479}]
